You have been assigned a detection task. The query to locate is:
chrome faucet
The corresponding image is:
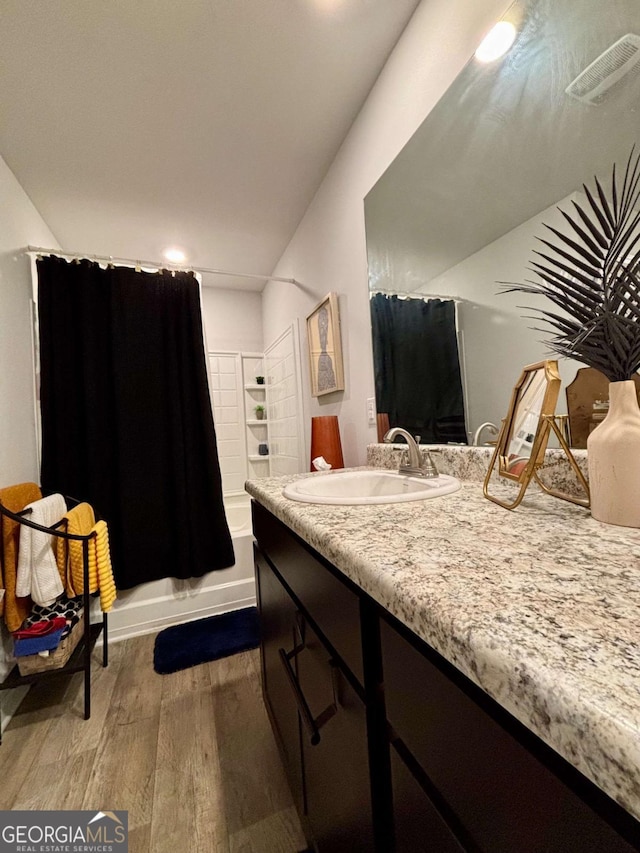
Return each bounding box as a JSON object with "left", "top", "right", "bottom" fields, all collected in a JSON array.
[
  {"left": 472, "top": 422, "right": 499, "bottom": 446},
  {"left": 383, "top": 427, "right": 439, "bottom": 478}
]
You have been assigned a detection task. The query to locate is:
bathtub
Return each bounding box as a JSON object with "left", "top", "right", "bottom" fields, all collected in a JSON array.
[
  {"left": 107, "top": 494, "right": 256, "bottom": 641},
  {"left": 224, "top": 494, "right": 252, "bottom": 535},
  {"left": 224, "top": 494, "right": 254, "bottom": 578}
]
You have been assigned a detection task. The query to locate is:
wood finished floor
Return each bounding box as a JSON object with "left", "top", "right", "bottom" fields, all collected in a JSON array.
[{"left": 0, "top": 634, "right": 308, "bottom": 853}]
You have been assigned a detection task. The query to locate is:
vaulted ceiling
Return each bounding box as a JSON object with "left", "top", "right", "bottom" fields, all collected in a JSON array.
[{"left": 0, "top": 0, "right": 420, "bottom": 289}]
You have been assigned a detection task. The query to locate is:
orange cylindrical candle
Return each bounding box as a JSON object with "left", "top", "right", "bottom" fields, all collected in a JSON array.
[
  {"left": 376, "top": 412, "right": 390, "bottom": 443},
  {"left": 310, "top": 415, "right": 344, "bottom": 471}
]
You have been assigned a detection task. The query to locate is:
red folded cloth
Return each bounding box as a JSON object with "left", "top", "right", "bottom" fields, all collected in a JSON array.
[{"left": 13, "top": 616, "right": 67, "bottom": 639}]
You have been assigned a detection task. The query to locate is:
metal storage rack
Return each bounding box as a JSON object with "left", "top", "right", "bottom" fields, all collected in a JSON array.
[{"left": 0, "top": 498, "right": 108, "bottom": 741}]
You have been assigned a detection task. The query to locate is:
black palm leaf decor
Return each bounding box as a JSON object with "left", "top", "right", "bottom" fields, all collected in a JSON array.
[{"left": 502, "top": 148, "right": 640, "bottom": 382}]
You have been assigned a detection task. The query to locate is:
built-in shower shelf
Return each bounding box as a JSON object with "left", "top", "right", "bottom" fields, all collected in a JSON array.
[
  {"left": 248, "top": 455, "right": 270, "bottom": 462},
  {"left": 246, "top": 419, "right": 267, "bottom": 425},
  {"left": 244, "top": 383, "right": 266, "bottom": 391}
]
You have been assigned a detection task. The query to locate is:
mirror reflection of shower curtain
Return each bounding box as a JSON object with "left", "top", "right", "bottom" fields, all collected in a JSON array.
[{"left": 370, "top": 293, "right": 468, "bottom": 444}]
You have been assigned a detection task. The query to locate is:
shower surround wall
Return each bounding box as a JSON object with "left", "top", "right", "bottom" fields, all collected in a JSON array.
[
  {"left": 207, "top": 326, "right": 305, "bottom": 487},
  {"left": 264, "top": 324, "right": 305, "bottom": 477},
  {"left": 242, "top": 352, "right": 270, "bottom": 479},
  {"left": 209, "top": 351, "right": 246, "bottom": 495}
]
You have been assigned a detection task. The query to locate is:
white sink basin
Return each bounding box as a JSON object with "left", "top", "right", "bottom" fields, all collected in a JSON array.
[{"left": 282, "top": 470, "right": 461, "bottom": 505}]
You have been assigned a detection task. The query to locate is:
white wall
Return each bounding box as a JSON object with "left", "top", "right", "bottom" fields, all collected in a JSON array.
[
  {"left": 0, "top": 156, "right": 59, "bottom": 484},
  {"left": 263, "top": 0, "right": 511, "bottom": 466},
  {"left": 0, "top": 154, "right": 60, "bottom": 729},
  {"left": 201, "top": 286, "right": 263, "bottom": 352}
]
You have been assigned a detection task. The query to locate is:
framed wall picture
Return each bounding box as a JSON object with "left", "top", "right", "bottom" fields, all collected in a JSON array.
[{"left": 306, "top": 292, "right": 345, "bottom": 397}]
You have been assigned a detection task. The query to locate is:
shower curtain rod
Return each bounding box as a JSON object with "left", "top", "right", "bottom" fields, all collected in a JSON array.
[
  {"left": 370, "top": 287, "right": 467, "bottom": 303},
  {"left": 26, "top": 246, "right": 300, "bottom": 285}
]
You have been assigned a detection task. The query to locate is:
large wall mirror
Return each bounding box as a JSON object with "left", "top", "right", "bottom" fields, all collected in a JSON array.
[{"left": 364, "top": 0, "right": 640, "bottom": 445}]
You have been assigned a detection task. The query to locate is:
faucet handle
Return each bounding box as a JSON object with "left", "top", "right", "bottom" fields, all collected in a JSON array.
[{"left": 422, "top": 450, "right": 439, "bottom": 478}]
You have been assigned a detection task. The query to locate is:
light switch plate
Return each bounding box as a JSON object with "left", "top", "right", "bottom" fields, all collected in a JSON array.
[{"left": 367, "top": 397, "right": 376, "bottom": 425}]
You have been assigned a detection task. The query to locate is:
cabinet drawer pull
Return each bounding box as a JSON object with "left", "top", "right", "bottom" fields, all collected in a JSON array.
[{"left": 278, "top": 646, "right": 337, "bottom": 746}]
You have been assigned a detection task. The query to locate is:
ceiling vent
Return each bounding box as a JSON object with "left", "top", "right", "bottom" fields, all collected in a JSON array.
[{"left": 566, "top": 34, "right": 640, "bottom": 105}]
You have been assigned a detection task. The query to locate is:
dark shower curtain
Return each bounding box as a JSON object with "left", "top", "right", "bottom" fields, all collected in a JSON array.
[
  {"left": 370, "top": 293, "right": 468, "bottom": 444},
  {"left": 37, "top": 256, "right": 234, "bottom": 589}
]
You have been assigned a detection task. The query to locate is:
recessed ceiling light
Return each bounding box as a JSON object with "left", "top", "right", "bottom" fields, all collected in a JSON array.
[
  {"left": 163, "top": 247, "right": 187, "bottom": 264},
  {"left": 475, "top": 21, "right": 517, "bottom": 64}
]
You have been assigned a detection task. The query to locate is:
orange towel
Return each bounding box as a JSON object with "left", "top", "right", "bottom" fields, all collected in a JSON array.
[
  {"left": 55, "top": 504, "right": 117, "bottom": 612},
  {"left": 0, "top": 482, "right": 42, "bottom": 632}
]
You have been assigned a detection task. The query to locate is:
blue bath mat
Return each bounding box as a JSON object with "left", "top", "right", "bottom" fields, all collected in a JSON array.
[{"left": 153, "top": 607, "right": 260, "bottom": 675}]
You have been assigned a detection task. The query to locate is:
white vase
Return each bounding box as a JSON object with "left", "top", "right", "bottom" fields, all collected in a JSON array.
[{"left": 587, "top": 380, "right": 640, "bottom": 528}]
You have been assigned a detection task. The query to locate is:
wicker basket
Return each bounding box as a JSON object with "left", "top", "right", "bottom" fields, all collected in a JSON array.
[{"left": 17, "top": 611, "right": 85, "bottom": 676}]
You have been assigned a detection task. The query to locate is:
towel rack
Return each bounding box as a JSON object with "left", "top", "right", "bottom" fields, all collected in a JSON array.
[{"left": 0, "top": 496, "right": 109, "bottom": 742}]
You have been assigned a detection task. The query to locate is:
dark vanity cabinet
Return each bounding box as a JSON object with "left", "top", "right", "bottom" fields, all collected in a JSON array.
[
  {"left": 296, "top": 618, "right": 373, "bottom": 850},
  {"left": 253, "top": 503, "right": 374, "bottom": 851},
  {"left": 254, "top": 546, "right": 305, "bottom": 812},
  {"left": 253, "top": 502, "right": 640, "bottom": 853},
  {"left": 381, "top": 618, "right": 639, "bottom": 853}
]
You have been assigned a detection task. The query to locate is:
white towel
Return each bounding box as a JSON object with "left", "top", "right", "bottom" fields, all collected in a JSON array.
[{"left": 16, "top": 494, "right": 66, "bottom": 607}]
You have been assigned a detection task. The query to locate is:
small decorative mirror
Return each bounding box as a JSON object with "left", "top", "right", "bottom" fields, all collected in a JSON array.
[{"left": 483, "top": 360, "right": 589, "bottom": 510}]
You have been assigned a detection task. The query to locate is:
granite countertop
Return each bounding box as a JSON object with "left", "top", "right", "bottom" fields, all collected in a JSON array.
[{"left": 246, "top": 461, "right": 640, "bottom": 822}]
